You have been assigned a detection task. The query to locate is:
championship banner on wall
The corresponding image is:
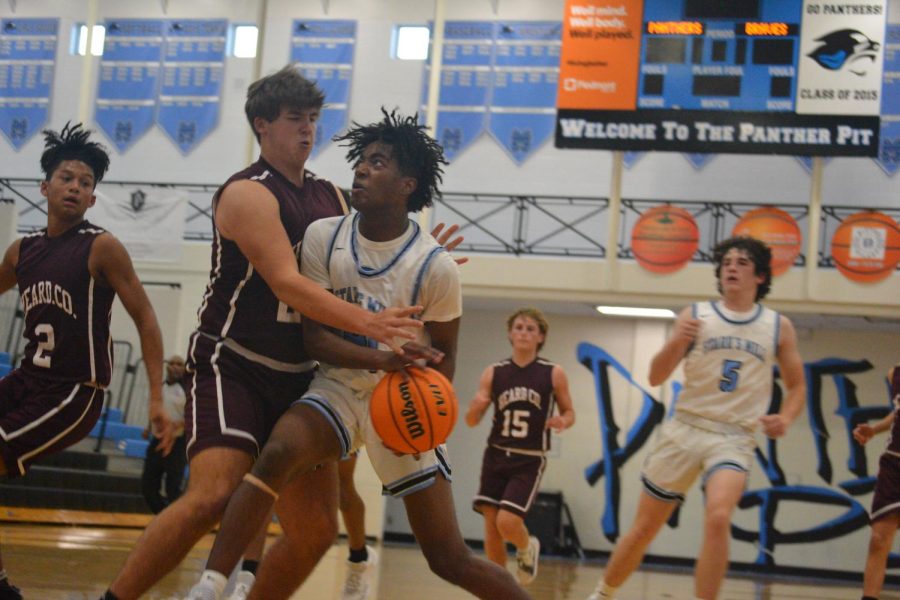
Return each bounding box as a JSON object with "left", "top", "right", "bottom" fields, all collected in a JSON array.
[
  {"left": 291, "top": 20, "right": 357, "bottom": 158},
  {"left": 0, "top": 18, "right": 58, "bottom": 150},
  {"left": 91, "top": 187, "right": 187, "bottom": 263},
  {"left": 157, "top": 19, "right": 227, "bottom": 154},
  {"left": 488, "top": 21, "right": 561, "bottom": 163},
  {"left": 555, "top": 0, "right": 887, "bottom": 156},
  {"left": 423, "top": 20, "right": 563, "bottom": 164},
  {"left": 95, "top": 19, "right": 163, "bottom": 152},
  {"left": 423, "top": 21, "right": 493, "bottom": 162},
  {"left": 877, "top": 24, "right": 899, "bottom": 175}
]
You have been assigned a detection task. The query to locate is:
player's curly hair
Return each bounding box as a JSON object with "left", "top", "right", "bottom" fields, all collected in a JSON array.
[
  {"left": 245, "top": 64, "right": 325, "bottom": 142},
  {"left": 334, "top": 108, "right": 447, "bottom": 212},
  {"left": 40, "top": 122, "right": 110, "bottom": 186},
  {"left": 713, "top": 236, "right": 772, "bottom": 301},
  {"left": 506, "top": 307, "right": 549, "bottom": 351}
]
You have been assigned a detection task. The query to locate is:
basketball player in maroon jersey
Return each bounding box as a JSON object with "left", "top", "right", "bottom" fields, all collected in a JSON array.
[
  {"left": 101, "top": 66, "right": 432, "bottom": 600},
  {"left": 853, "top": 363, "right": 900, "bottom": 600},
  {"left": 466, "top": 307, "right": 576, "bottom": 585},
  {"left": 0, "top": 122, "right": 166, "bottom": 599}
]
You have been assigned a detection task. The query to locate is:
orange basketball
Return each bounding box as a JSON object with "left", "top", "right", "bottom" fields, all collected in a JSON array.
[
  {"left": 631, "top": 205, "right": 699, "bottom": 274},
  {"left": 732, "top": 206, "right": 802, "bottom": 276},
  {"left": 830, "top": 211, "right": 900, "bottom": 284},
  {"left": 370, "top": 367, "right": 458, "bottom": 454}
]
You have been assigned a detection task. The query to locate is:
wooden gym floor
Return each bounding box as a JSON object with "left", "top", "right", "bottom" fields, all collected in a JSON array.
[{"left": 0, "top": 513, "right": 894, "bottom": 599}]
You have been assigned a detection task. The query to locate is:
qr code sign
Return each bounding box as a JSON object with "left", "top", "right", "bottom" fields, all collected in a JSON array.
[{"left": 850, "top": 226, "right": 886, "bottom": 260}]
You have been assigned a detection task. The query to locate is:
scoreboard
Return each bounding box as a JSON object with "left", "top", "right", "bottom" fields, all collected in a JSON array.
[
  {"left": 638, "top": 1, "right": 801, "bottom": 112},
  {"left": 555, "top": 0, "right": 887, "bottom": 156}
]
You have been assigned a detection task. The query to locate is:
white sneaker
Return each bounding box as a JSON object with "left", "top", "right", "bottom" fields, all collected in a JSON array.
[
  {"left": 341, "top": 545, "right": 378, "bottom": 600},
  {"left": 184, "top": 582, "right": 220, "bottom": 600},
  {"left": 226, "top": 570, "right": 255, "bottom": 600},
  {"left": 585, "top": 584, "right": 616, "bottom": 600},
  {"left": 515, "top": 536, "right": 540, "bottom": 585},
  {"left": 185, "top": 570, "right": 227, "bottom": 600}
]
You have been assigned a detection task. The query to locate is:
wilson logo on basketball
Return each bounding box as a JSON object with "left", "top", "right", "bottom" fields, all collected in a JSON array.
[
  {"left": 370, "top": 367, "right": 459, "bottom": 454},
  {"left": 398, "top": 380, "right": 425, "bottom": 439}
]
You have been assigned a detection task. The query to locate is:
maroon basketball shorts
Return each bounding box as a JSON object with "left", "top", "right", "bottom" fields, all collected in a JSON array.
[
  {"left": 184, "top": 335, "right": 314, "bottom": 461},
  {"left": 871, "top": 453, "right": 900, "bottom": 522},
  {"left": 0, "top": 369, "right": 103, "bottom": 477},
  {"left": 472, "top": 445, "right": 547, "bottom": 518}
]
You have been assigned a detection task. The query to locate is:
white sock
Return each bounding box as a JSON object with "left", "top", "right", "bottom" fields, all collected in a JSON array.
[
  {"left": 197, "top": 570, "right": 228, "bottom": 598},
  {"left": 597, "top": 581, "right": 618, "bottom": 598}
]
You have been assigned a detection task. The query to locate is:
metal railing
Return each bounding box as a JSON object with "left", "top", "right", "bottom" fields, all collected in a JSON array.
[{"left": 3, "top": 176, "right": 897, "bottom": 270}]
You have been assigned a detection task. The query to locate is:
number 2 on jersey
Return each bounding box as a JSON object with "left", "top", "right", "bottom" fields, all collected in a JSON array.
[
  {"left": 501, "top": 409, "right": 529, "bottom": 438},
  {"left": 33, "top": 323, "right": 55, "bottom": 368},
  {"left": 719, "top": 359, "right": 742, "bottom": 392}
]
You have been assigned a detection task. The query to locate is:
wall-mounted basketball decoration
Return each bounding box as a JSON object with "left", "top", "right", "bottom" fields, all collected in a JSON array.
[
  {"left": 732, "top": 206, "right": 802, "bottom": 276},
  {"left": 631, "top": 205, "right": 699, "bottom": 274},
  {"left": 830, "top": 211, "right": 900, "bottom": 284}
]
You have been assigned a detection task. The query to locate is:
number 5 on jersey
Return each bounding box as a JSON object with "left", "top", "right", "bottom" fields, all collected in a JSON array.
[{"left": 719, "top": 359, "right": 742, "bottom": 392}]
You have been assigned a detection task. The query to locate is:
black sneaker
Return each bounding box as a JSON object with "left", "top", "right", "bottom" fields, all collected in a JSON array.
[{"left": 0, "top": 580, "right": 22, "bottom": 600}]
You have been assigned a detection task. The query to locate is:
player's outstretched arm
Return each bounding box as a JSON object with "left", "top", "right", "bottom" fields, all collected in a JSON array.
[
  {"left": 465, "top": 365, "right": 494, "bottom": 427},
  {"left": 546, "top": 365, "right": 576, "bottom": 433},
  {"left": 302, "top": 316, "right": 441, "bottom": 371},
  {"left": 90, "top": 233, "right": 171, "bottom": 454},
  {"left": 216, "top": 180, "right": 422, "bottom": 354},
  {"left": 0, "top": 240, "right": 21, "bottom": 295},
  {"left": 648, "top": 306, "right": 699, "bottom": 386},
  {"left": 760, "top": 315, "right": 806, "bottom": 438}
]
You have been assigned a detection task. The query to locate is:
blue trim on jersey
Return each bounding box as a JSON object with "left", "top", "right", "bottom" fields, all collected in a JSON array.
[
  {"left": 410, "top": 246, "right": 446, "bottom": 305},
  {"left": 295, "top": 395, "right": 352, "bottom": 457},
  {"left": 325, "top": 214, "right": 353, "bottom": 270},
  {"left": 711, "top": 301, "right": 763, "bottom": 325},
  {"left": 773, "top": 311, "right": 781, "bottom": 352},
  {"left": 350, "top": 213, "right": 421, "bottom": 278},
  {"left": 685, "top": 303, "right": 698, "bottom": 355}
]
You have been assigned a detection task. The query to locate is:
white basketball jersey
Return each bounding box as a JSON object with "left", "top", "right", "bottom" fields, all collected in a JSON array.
[
  {"left": 675, "top": 301, "right": 780, "bottom": 430},
  {"left": 301, "top": 213, "right": 462, "bottom": 394}
]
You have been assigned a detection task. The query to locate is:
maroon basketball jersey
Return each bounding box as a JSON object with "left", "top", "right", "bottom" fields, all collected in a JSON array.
[
  {"left": 15, "top": 221, "right": 114, "bottom": 386},
  {"left": 194, "top": 158, "right": 347, "bottom": 365},
  {"left": 486, "top": 357, "right": 557, "bottom": 453},
  {"left": 885, "top": 368, "right": 900, "bottom": 454}
]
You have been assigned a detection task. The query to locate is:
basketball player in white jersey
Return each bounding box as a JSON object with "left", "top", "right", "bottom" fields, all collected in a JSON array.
[
  {"left": 185, "top": 110, "right": 530, "bottom": 600},
  {"left": 588, "top": 236, "right": 806, "bottom": 600}
]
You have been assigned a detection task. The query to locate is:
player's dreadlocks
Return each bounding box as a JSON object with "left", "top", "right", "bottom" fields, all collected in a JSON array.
[
  {"left": 40, "top": 122, "right": 110, "bottom": 186},
  {"left": 334, "top": 108, "right": 447, "bottom": 212}
]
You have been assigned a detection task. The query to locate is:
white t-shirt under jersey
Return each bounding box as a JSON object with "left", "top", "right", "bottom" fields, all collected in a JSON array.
[
  {"left": 675, "top": 300, "right": 780, "bottom": 431},
  {"left": 301, "top": 213, "right": 462, "bottom": 395}
]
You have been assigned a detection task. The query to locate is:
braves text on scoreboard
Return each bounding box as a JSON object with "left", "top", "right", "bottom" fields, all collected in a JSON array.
[{"left": 555, "top": 0, "right": 887, "bottom": 156}]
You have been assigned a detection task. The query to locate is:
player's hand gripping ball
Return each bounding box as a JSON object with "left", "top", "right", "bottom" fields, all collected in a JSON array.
[{"left": 370, "top": 367, "right": 458, "bottom": 454}]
